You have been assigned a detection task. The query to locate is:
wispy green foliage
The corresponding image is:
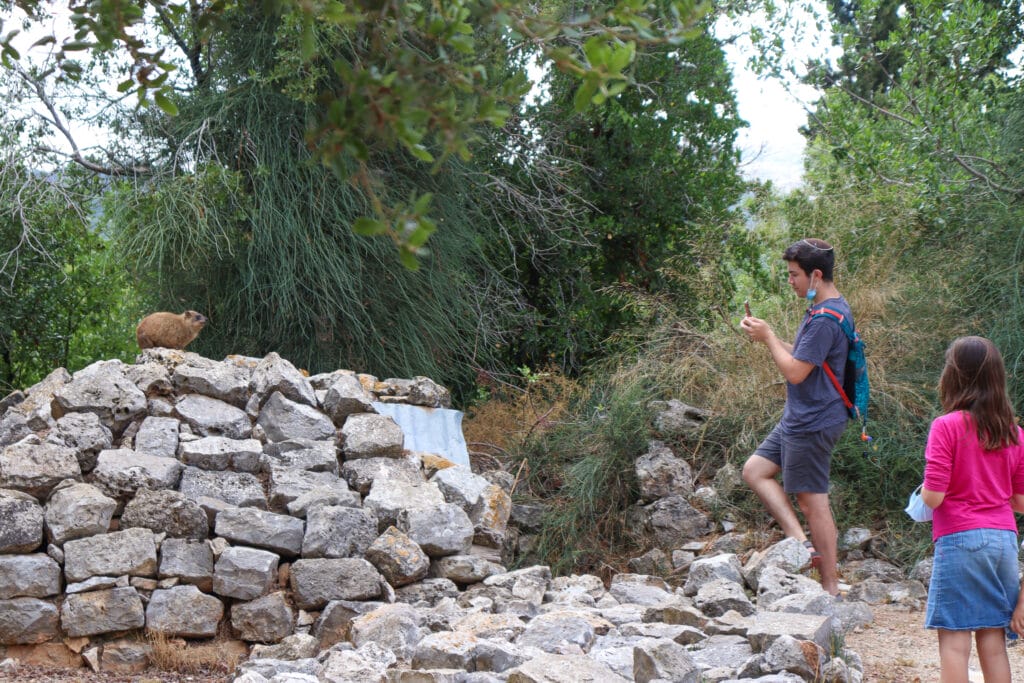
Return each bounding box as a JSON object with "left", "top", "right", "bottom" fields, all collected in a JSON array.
[
  {"left": 101, "top": 22, "right": 534, "bottom": 396},
  {"left": 0, "top": 167, "right": 142, "bottom": 392}
]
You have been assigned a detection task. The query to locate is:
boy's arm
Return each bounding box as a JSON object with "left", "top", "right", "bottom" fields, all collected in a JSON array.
[
  {"left": 763, "top": 334, "right": 814, "bottom": 384},
  {"left": 740, "top": 317, "right": 811, "bottom": 384}
]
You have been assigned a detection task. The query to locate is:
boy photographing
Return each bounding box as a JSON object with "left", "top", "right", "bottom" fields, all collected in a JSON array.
[{"left": 740, "top": 238, "right": 853, "bottom": 597}]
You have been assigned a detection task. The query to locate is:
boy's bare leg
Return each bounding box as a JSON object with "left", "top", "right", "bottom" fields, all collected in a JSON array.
[
  {"left": 742, "top": 454, "right": 806, "bottom": 541},
  {"left": 797, "top": 491, "right": 839, "bottom": 595}
]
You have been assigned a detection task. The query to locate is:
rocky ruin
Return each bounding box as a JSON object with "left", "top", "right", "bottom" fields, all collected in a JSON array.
[{"left": 0, "top": 350, "right": 928, "bottom": 681}]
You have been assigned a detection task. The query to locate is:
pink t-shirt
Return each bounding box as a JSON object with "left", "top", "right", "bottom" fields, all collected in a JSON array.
[{"left": 923, "top": 411, "right": 1024, "bottom": 541}]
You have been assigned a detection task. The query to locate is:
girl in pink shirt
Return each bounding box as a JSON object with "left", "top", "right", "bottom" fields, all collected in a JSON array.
[{"left": 921, "top": 336, "right": 1024, "bottom": 683}]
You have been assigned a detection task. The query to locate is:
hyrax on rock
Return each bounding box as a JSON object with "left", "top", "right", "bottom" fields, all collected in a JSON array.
[{"left": 136, "top": 310, "right": 208, "bottom": 350}]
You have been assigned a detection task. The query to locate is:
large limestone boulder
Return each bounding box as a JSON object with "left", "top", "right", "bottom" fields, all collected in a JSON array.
[
  {"left": 0, "top": 489, "right": 44, "bottom": 554},
  {"left": 9, "top": 368, "right": 70, "bottom": 430},
  {"left": 322, "top": 374, "right": 375, "bottom": 425},
  {"left": 635, "top": 440, "right": 694, "bottom": 503},
  {"left": 250, "top": 353, "right": 316, "bottom": 408},
  {"left": 230, "top": 591, "right": 295, "bottom": 643},
  {"left": 52, "top": 360, "right": 148, "bottom": 432},
  {"left": 0, "top": 439, "right": 82, "bottom": 499},
  {"left": 0, "top": 554, "right": 61, "bottom": 599},
  {"left": 62, "top": 527, "right": 158, "bottom": 583},
  {"left": 289, "top": 558, "right": 383, "bottom": 609},
  {"left": 263, "top": 439, "right": 337, "bottom": 474},
  {"left": 339, "top": 413, "right": 404, "bottom": 459},
  {"left": 364, "top": 527, "right": 430, "bottom": 587},
  {"left": 119, "top": 488, "right": 208, "bottom": 539},
  {"left": 133, "top": 416, "right": 180, "bottom": 458},
  {"left": 215, "top": 507, "right": 305, "bottom": 557},
  {"left": 159, "top": 538, "right": 214, "bottom": 592},
  {"left": 145, "top": 585, "right": 225, "bottom": 638},
  {"left": 90, "top": 449, "right": 183, "bottom": 502},
  {"left": 172, "top": 357, "right": 252, "bottom": 408},
  {"left": 212, "top": 547, "right": 280, "bottom": 601},
  {"left": 301, "top": 505, "right": 378, "bottom": 559},
  {"left": 60, "top": 587, "right": 146, "bottom": 637},
  {"left": 0, "top": 597, "right": 60, "bottom": 644},
  {"left": 180, "top": 435, "right": 263, "bottom": 473},
  {"left": 45, "top": 411, "right": 112, "bottom": 472},
  {"left": 257, "top": 392, "right": 335, "bottom": 443},
  {"left": 178, "top": 467, "right": 267, "bottom": 509},
  {"left": 175, "top": 394, "right": 252, "bottom": 440}
]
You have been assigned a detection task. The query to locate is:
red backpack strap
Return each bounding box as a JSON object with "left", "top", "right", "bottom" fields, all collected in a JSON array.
[
  {"left": 809, "top": 306, "right": 853, "bottom": 408},
  {"left": 822, "top": 362, "right": 853, "bottom": 409}
]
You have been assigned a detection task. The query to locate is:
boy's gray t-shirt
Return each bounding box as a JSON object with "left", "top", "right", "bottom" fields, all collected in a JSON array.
[{"left": 780, "top": 296, "right": 852, "bottom": 433}]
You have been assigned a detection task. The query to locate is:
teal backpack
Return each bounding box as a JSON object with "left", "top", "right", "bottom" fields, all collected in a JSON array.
[{"left": 809, "top": 305, "right": 871, "bottom": 442}]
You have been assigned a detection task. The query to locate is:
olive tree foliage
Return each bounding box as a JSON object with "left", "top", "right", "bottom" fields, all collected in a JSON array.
[
  {"left": 748, "top": 0, "right": 1024, "bottom": 400},
  {"left": 0, "top": 158, "right": 141, "bottom": 392},
  {"left": 1, "top": 0, "right": 713, "bottom": 263},
  {"left": 749, "top": 0, "right": 1023, "bottom": 200}
]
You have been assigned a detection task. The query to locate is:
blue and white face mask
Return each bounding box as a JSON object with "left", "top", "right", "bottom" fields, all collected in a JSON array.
[{"left": 805, "top": 275, "right": 817, "bottom": 302}]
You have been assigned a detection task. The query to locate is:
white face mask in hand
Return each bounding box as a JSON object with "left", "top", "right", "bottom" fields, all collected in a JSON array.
[{"left": 904, "top": 485, "right": 933, "bottom": 522}]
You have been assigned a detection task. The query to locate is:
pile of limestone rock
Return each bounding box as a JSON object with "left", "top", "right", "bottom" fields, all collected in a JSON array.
[{"left": 0, "top": 349, "right": 899, "bottom": 681}]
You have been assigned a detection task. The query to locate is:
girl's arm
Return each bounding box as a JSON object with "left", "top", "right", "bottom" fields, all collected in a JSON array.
[
  {"left": 921, "top": 487, "right": 945, "bottom": 509},
  {"left": 1010, "top": 493, "right": 1024, "bottom": 513}
]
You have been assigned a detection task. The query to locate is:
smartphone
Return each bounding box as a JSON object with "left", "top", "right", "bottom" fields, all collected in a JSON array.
[{"left": 744, "top": 300, "right": 752, "bottom": 317}]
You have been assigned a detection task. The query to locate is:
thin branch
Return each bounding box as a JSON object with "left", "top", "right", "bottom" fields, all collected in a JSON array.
[{"left": 12, "top": 62, "right": 152, "bottom": 176}]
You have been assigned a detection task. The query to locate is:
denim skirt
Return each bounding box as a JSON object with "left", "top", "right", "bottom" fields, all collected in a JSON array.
[{"left": 925, "top": 528, "right": 1019, "bottom": 631}]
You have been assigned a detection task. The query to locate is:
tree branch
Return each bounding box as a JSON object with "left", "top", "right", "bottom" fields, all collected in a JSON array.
[{"left": 12, "top": 62, "right": 152, "bottom": 176}]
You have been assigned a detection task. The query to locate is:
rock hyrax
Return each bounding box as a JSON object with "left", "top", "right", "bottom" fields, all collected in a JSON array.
[{"left": 136, "top": 310, "right": 208, "bottom": 350}]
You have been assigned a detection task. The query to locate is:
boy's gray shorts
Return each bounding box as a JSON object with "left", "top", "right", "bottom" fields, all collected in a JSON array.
[{"left": 754, "top": 422, "right": 847, "bottom": 494}]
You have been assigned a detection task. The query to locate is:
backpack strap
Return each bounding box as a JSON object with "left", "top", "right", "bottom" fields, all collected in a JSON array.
[
  {"left": 807, "top": 306, "right": 853, "bottom": 402},
  {"left": 822, "top": 362, "right": 853, "bottom": 410},
  {"left": 808, "top": 306, "right": 872, "bottom": 444}
]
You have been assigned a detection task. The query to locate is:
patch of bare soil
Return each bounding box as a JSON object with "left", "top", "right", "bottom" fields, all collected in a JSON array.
[
  {"left": 0, "top": 666, "right": 227, "bottom": 682},
  {"left": 845, "top": 603, "right": 1024, "bottom": 682}
]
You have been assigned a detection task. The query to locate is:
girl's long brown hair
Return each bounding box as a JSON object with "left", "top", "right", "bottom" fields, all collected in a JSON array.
[{"left": 939, "top": 336, "right": 1019, "bottom": 450}]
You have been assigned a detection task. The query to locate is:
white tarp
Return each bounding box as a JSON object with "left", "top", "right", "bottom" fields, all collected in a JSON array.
[{"left": 371, "top": 401, "right": 470, "bottom": 468}]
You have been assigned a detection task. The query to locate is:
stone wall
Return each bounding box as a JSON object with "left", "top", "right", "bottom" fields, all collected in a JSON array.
[{"left": 0, "top": 349, "right": 886, "bottom": 681}]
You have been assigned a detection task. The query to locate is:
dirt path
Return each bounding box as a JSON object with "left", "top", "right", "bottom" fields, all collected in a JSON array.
[{"left": 846, "top": 603, "right": 1024, "bottom": 682}]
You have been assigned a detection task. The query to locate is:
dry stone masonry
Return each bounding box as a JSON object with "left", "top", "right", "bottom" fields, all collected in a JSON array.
[{"left": 0, "top": 350, "right": 923, "bottom": 681}]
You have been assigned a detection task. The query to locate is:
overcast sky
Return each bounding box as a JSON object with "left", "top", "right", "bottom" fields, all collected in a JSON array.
[{"left": 716, "top": 6, "right": 834, "bottom": 191}]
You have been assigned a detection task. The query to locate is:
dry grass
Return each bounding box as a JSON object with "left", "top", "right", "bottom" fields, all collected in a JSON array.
[
  {"left": 462, "top": 368, "right": 580, "bottom": 454},
  {"left": 144, "top": 630, "right": 245, "bottom": 675}
]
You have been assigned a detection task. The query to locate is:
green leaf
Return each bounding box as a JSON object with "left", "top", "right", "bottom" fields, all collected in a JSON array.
[
  {"left": 352, "top": 217, "right": 388, "bottom": 236},
  {"left": 406, "top": 218, "right": 436, "bottom": 248},
  {"left": 583, "top": 37, "right": 609, "bottom": 67},
  {"left": 154, "top": 89, "right": 178, "bottom": 116},
  {"left": 413, "top": 193, "right": 434, "bottom": 214},
  {"left": 117, "top": 78, "right": 135, "bottom": 93},
  {"left": 62, "top": 40, "right": 93, "bottom": 52},
  {"left": 407, "top": 144, "right": 434, "bottom": 162},
  {"left": 574, "top": 79, "right": 598, "bottom": 112},
  {"left": 29, "top": 35, "right": 56, "bottom": 49},
  {"left": 398, "top": 249, "right": 421, "bottom": 270}
]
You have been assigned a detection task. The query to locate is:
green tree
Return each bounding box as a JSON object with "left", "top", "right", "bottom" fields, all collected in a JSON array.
[
  {"left": 0, "top": 164, "right": 141, "bottom": 392},
  {"left": 2, "top": 0, "right": 713, "bottom": 258},
  {"left": 512, "top": 29, "right": 746, "bottom": 370}
]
